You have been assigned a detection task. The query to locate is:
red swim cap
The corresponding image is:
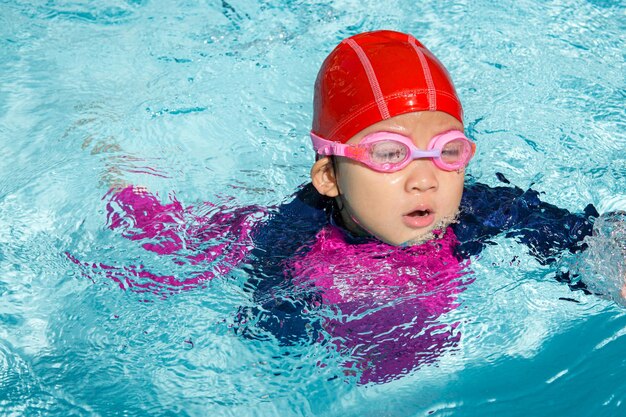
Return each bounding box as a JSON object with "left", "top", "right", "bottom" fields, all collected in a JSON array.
[{"left": 312, "top": 30, "right": 463, "bottom": 144}]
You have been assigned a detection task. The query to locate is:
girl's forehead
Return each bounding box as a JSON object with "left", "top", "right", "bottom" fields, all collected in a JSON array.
[{"left": 349, "top": 111, "right": 463, "bottom": 144}]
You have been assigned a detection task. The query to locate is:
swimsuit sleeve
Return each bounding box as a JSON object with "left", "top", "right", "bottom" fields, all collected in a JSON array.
[
  {"left": 454, "top": 176, "right": 600, "bottom": 294},
  {"left": 454, "top": 176, "right": 598, "bottom": 264},
  {"left": 70, "top": 186, "right": 268, "bottom": 294},
  {"left": 106, "top": 185, "right": 266, "bottom": 259}
]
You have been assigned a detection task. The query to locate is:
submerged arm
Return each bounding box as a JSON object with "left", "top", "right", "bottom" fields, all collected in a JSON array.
[
  {"left": 74, "top": 185, "right": 269, "bottom": 295},
  {"left": 455, "top": 175, "right": 626, "bottom": 301},
  {"left": 455, "top": 176, "right": 596, "bottom": 260},
  {"left": 454, "top": 176, "right": 597, "bottom": 290}
]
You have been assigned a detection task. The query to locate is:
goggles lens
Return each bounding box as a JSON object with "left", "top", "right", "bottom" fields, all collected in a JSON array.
[
  {"left": 440, "top": 139, "right": 469, "bottom": 164},
  {"left": 369, "top": 141, "right": 408, "bottom": 165}
]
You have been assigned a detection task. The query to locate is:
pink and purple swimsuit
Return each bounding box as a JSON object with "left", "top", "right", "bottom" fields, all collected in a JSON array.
[{"left": 69, "top": 177, "right": 597, "bottom": 383}]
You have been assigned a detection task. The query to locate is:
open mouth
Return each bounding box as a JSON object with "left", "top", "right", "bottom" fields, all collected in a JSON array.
[
  {"left": 402, "top": 207, "right": 435, "bottom": 228},
  {"left": 407, "top": 209, "right": 431, "bottom": 217}
]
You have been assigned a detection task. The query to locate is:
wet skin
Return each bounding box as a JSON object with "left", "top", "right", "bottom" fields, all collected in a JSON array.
[{"left": 311, "top": 111, "right": 467, "bottom": 246}]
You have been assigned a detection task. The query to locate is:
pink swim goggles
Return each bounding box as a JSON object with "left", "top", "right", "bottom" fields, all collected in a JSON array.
[{"left": 311, "top": 130, "right": 476, "bottom": 172}]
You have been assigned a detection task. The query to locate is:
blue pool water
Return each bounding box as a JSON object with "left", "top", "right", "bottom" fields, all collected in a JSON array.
[{"left": 1, "top": 0, "right": 625, "bottom": 416}]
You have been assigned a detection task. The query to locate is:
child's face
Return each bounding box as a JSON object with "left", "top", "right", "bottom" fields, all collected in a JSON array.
[{"left": 315, "top": 111, "right": 466, "bottom": 245}]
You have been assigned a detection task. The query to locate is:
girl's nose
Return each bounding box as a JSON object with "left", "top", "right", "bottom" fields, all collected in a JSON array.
[{"left": 404, "top": 160, "right": 438, "bottom": 193}]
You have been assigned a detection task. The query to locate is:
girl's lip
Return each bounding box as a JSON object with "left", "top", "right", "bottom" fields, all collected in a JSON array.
[{"left": 402, "top": 206, "right": 435, "bottom": 228}]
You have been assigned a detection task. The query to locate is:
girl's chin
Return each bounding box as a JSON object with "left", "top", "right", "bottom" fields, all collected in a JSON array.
[
  {"left": 341, "top": 211, "right": 460, "bottom": 246},
  {"left": 398, "top": 215, "right": 459, "bottom": 246}
]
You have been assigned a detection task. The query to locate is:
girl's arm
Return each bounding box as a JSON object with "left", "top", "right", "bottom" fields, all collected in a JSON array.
[
  {"left": 454, "top": 174, "right": 626, "bottom": 301},
  {"left": 454, "top": 176, "right": 597, "bottom": 263},
  {"left": 68, "top": 185, "right": 268, "bottom": 296}
]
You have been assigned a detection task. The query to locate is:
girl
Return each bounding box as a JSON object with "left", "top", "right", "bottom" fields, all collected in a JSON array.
[{"left": 72, "top": 30, "right": 625, "bottom": 384}]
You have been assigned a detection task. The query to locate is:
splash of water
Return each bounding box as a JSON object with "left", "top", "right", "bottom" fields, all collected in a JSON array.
[{"left": 571, "top": 212, "right": 626, "bottom": 305}]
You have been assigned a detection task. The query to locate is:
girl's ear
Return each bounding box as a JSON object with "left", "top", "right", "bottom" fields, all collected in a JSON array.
[{"left": 310, "top": 157, "right": 339, "bottom": 197}]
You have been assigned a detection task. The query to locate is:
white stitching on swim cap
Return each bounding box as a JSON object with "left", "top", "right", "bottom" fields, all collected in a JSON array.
[
  {"left": 408, "top": 35, "right": 437, "bottom": 111},
  {"left": 344, "top": 38, "right": 391, "bottom": 120}
]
